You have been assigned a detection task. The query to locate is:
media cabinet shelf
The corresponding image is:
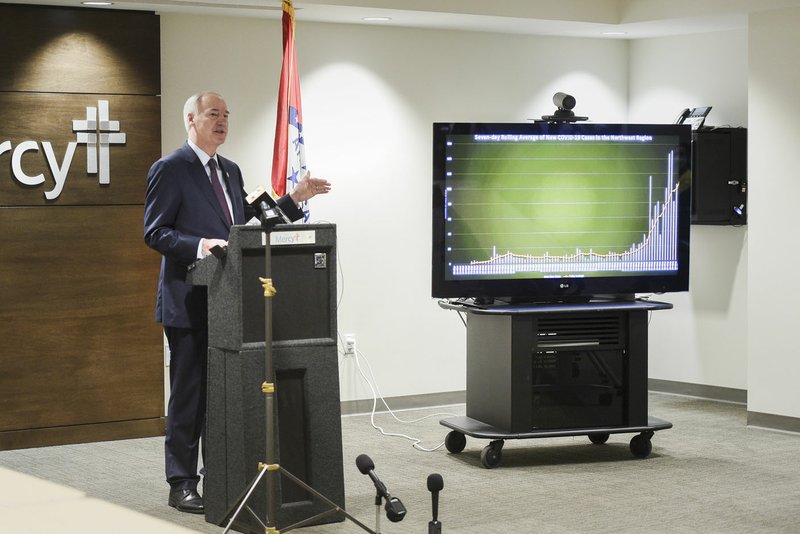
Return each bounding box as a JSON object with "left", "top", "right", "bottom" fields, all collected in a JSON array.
[
  {"left": 441, "top": 415, "right": 672, "bottom": 468},
  {"left": 439, "top": 298, "right": 672, "bottom": 468}
]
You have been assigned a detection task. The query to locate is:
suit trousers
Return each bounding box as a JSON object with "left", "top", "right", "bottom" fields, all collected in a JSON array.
[{"left": 164, "top": 325, "right": 208, "bottom": 491}]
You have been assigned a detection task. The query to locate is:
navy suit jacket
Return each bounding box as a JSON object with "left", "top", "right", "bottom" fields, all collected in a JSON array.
[{"left": 144, "top": 142, "right": 302, "bottom": 328}]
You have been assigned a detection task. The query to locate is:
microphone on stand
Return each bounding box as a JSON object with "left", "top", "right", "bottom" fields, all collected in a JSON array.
[
  {"left": 355, "top": 454, "right": 407, "bottom": 523},
  {"left": 245, "top": 185, "right": 291, "bottom": 227},
  {"left": 427, "top": 473, "right": 443, "bottom": 534}
]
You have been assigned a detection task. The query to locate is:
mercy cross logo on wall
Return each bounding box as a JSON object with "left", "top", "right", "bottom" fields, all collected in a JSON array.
[{"left": 0, "top": 100, "right": 126, "bottom": 200}]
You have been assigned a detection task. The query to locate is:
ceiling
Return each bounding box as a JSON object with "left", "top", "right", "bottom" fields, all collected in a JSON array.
[{"left": 7, "top": 0, "right": 800, "bottom": 39}]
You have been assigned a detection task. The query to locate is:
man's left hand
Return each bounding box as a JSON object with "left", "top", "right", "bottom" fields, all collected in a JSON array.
[{"left": 290, "top": 171, "right": 331, "bottom": 204}]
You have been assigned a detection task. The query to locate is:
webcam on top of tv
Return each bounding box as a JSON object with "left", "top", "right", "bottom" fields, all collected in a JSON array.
[{"left": 538, "top": 92, "right": 588, "bottom": 123}]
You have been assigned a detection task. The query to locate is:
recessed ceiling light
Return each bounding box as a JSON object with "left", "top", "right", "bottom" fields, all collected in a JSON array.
[
  {"left": 81, "top": 1, "right": 114, "bottom": 5},
  {"left": 362, "top": 17, "right": 392, "bottom": 22},
  {"left": 602, "top": 31, "right": 627, "bottom": 36}
]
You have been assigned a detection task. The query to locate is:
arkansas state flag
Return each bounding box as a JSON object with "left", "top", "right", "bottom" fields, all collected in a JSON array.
[{"left": 271, "top": 0, "right": 309, "bottom": 221}]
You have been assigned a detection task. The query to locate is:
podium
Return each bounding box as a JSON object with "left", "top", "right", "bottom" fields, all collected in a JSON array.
[{"left": 187, "top": 223, "right": 344, "bottom": 532}]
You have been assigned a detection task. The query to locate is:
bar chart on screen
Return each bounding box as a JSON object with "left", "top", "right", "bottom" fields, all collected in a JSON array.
[{"left": 445, "top": 142, "right": 681, "bottom": 278}]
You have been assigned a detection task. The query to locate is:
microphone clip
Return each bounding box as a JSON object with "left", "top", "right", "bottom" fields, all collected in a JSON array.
[
  {"left": 384, "top": 495, "right": 407, "bottom": 523},
  {"left": 257, "top": 201, "right": 282, "bottom": 231},
  {"left": 371, "top": 487, "right": 407, "bottom": 523}
]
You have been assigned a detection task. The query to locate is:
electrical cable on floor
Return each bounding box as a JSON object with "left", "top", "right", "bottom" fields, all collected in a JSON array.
[
  {"left": 351, "top": 345, "right": 460, "bottom": 452},
  {"left": 330, "top": 230, "right": 459, "bottom": 451}
]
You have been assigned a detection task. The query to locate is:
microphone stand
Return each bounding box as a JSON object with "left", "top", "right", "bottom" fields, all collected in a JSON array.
[
  {"left": 221, "top": 213, "right": 376, "bottom": 534},
  {"left": 374, "top": 492, "right": 383, "bottom": 534}
]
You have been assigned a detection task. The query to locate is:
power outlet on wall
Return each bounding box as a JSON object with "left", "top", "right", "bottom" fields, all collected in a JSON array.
[{"left": 343, "top": 334, "right": 356, "bottom": 355}]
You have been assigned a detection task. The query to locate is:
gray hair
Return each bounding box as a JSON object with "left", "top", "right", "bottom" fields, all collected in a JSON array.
[{"left": 183, "top": 92, "right": 222, "bottom": 132}]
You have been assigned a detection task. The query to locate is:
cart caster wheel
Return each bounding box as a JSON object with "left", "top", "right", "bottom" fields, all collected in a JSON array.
[
  {"left": 588, "top": 432, "right": 610, "bottom": 445},
  {"left": 480, "top": 440, "right": 503, "bottom": 469},
  {"left": 629, "top": 433, "right": 653, "bottom": 458},
  {"left": 445, "top": 431, "right": 466, "bottom": 454}
]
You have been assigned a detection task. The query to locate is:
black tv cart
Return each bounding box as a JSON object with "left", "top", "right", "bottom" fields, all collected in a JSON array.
[{"left": 438, "top": 298, "right": 672, "bottom": 468}]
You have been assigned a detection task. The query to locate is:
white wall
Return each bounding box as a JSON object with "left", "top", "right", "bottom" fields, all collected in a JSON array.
[
  {"left": 628, "top": 30, "right": 749, "bottom": 390},
  {"left": 162, "top": 14, "right": 800, "bottom": 421},
  {"left": 748, "top": 8, "right": 800, "bottom": 418},
  {"left": 160, "top": 14, "right": 628, "bottom": 401}
]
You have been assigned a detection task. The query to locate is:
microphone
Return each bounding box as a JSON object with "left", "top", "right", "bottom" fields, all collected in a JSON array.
[
  {"left": 355, "top": 454, "right": 407, "bottom": 523},
  {"left": 427, "top": 473, "right": 443, "bottom": 534},
  {"left": 245, "top": 185, "right": 291, "bottom": 225}
]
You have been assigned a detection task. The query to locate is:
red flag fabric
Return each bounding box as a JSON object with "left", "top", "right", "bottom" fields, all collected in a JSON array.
[{"left": 271, "top": 0, "right": 308, "bottom": 218}]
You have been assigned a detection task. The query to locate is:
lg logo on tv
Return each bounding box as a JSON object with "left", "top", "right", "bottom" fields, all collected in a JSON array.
[{"left": 0, "top": 100, "right": 126, "bottom": 199}]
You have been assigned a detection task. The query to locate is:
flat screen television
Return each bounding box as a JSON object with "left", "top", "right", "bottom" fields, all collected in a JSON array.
[{"left": 432, "top": 122, "right": 692, "bottom": 303}]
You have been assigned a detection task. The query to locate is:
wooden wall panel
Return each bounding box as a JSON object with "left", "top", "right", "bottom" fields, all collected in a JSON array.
[
  {"left": 0, "top": 206, "right": 163, "bottom": 432},
  {"left": 0, "top": 5, "right": 163, "bottom": 449},
  {"left": 0, "top": 5, "right": 159, "bottom": 94}
]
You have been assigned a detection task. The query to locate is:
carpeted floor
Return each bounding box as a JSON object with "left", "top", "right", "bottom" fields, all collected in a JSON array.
[{"left": 1, "top": 393, "right": 799, "bottom": 533}]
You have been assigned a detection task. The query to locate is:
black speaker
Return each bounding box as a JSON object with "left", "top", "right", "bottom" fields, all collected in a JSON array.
[{"left": 691, "top": 127, "right": 747, "bottom": 225}]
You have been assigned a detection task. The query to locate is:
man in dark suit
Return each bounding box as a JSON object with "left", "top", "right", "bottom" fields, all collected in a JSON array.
[{"left": 144, "top": 91, "right": 330, "bottom": 514}]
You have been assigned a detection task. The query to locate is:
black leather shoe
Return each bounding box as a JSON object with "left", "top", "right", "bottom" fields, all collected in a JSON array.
[{"left": 168, "top": 488, "right": 204, "bottom": 514}]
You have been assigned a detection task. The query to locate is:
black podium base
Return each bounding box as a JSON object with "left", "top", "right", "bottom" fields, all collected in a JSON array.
[{"left": 205, "top": 343, "right": 345, "bottom": 532}]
